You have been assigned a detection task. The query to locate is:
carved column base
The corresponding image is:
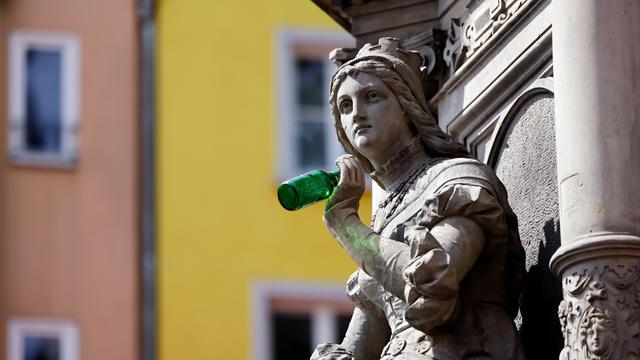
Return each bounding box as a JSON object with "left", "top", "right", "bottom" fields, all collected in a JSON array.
[{"left": 551, "top": 232, "right": 640, "bottom": 360}]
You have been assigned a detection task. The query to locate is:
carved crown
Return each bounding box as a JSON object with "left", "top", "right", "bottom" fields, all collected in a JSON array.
[
  {"left": 335, "top": 37, "right": 429, "bottom": 112},
  {"left": 354, "top": 37, "right": 424, "bottom": 80}
]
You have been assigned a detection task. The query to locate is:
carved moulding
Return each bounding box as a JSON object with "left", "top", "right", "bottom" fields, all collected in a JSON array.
[
  {"left": 551, "top": 233, "right": 640, "bottom": 360},
  {"left": 443, "top": 0, "right": 534, "bottom": 73}
]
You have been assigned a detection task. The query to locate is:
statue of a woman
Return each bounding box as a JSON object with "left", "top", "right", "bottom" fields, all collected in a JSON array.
[{"left": 312, "top": 38, "right": 526, "bottom": 360}]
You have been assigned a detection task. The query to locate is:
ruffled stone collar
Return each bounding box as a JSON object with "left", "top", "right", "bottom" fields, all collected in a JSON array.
[{"left": 371, "top": 136, "right": 426, "bottom": 190}]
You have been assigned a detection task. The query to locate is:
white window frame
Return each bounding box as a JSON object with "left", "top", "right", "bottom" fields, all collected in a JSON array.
[
  {"left": 275, "top": 28, "right": 354, "bottom": 180},
  {"left": 8, "top": 30, "right": 80, "bottom": 168},
  {"left": 251, "top": 280, "right": 354, "bottom": 360},
  {"left": 7, "top": 317, "right": 79, "bottom": 360}
]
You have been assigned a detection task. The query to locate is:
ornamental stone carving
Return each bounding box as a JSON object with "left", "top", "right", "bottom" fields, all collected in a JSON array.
[
  {"left": 443, "top": 0, "right": 533, "bottom": 72},
  {"left": 557, "top": 260, "right": 640, "bottom": 360}
]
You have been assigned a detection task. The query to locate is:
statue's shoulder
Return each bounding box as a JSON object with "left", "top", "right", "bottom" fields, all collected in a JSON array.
[
  {"left": 416, "top": 157, "right": 499, "bottom": 193},
  {"left": 376, "top": 157, "right": 502, "bottom": 233}
]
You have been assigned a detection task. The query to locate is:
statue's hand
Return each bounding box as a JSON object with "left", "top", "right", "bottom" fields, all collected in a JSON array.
[
  {"left": 323, "top": 155, "right": 376, "bottom": 269},
  {"left": 326, "top": 154, "right": 365, "bottom": 212}
]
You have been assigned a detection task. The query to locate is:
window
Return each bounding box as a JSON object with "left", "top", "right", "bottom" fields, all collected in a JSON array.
[
  {"left": 252, "top": 281, "right": 354, "bottom": 360},
  {"left": 8, "top": 318, "right": 79, "bottom": 360},
  {"left": 8, "top": 31, "right": 80, "bottom": 167},
  {"left": 276, "top": 29, "right": 354, "bottom": 180}
]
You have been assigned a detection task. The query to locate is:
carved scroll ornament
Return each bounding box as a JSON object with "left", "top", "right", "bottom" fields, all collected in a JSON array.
[
  {"left": 558, "top": 263, "right": 640, "bottom": 360},
  {"left": 443, "top": 0, "right": 532, "bottom": 73}
]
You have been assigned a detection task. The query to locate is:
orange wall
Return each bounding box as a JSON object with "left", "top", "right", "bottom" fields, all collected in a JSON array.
[{"left": 0, "top": 1, "right": 140, "bottom": 359}]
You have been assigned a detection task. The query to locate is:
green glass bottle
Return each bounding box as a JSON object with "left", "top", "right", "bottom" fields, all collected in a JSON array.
[{"left": 278, "top": 169, "right": 341, "bottom": 211}]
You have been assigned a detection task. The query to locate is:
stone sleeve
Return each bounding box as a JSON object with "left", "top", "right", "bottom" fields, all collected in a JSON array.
[
  {"left": 323, "top": 181, "right": 506, "bottom": 333},
  {"left": 400, "top": 182, "right": 507, "bottom": 332}
]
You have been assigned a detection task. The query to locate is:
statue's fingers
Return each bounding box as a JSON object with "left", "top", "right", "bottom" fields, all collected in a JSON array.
[
  {"left": 335, "top": 157, "right": 350, "bottom": 187},
  {"left": 351, "top": 157, "right": 364, "bottom": 186},
  {"left": 343, "top": 157, "right": 357, "bottom": 184},
  {"left": 345, "top": 157, "right": 362, "bottom": 187}
]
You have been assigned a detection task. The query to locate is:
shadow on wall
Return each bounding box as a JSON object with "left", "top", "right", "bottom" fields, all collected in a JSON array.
[
  {"left": 492, "top": 92, "right": 563, "bottom": 359},
  {"left": 519, "top": 219, "right": 564, "bottom": 358}
]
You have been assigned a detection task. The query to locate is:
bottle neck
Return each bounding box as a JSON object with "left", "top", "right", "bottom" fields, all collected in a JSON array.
[{"left": 327, "top": 169, "right": 341, "bottom": 187}]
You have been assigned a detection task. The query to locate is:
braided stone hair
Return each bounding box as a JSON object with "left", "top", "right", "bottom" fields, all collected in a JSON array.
[{"left": 330, "top": 59, "right": 471, "bottom": 174}]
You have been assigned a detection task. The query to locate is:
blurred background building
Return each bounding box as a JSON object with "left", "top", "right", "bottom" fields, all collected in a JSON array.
[
  {"left": 0, "top": 0, "right": 364, "bottom": 359},
  {"left": 156, "top": 1, "right": 361, "bottom": 360},
  {"left": 0, "top": 0, "right": 140, "bottom": 360}
]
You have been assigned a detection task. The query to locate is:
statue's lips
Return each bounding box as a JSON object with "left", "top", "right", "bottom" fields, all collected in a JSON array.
[{"left": 354, "top": 125, "right": 371, "bottom": 135}]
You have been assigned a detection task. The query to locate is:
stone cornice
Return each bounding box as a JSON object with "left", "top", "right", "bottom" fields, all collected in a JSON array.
[{"left": 550, "top": 232, "right": 640, "bottom": 275}]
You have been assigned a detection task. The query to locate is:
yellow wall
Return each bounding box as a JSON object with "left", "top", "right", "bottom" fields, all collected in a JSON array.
[{"left": 157, "top": 1, "right": 369, "bottom": 359}]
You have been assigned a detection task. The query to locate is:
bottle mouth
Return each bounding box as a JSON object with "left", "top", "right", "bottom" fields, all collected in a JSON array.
[{"left": 277, "top": 183, "right": 300, "bottom": 211}]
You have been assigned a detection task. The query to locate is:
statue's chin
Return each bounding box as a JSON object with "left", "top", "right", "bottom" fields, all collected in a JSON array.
[
  {"left": 353, "top": 131, "right": 379, "bottom": 148},
  {"left": 353, "top": 139, "right": 377, "bottom": 160}
]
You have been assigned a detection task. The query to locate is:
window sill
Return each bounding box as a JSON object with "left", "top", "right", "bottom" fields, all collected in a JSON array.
[{"left": 9, "top": 151, "right": 77, "bottom": 170}]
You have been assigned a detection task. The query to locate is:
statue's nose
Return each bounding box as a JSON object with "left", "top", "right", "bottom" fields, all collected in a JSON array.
[{"left": 353, "top": 100, "right": 367, "bottom": 121}]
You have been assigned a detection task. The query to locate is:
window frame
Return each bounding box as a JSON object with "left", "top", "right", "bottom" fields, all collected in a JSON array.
[
  {"left": 251, "top": 280, "right": 354, "bottom": 360},
  {"left": 8, "top": 30, "right": 80, "bottom": 168},
  {"left": 7, "top": 317, "right": 79, "bottom": 360},
  {"left": 275, "top": 28, "right": 354, "bottom": 180}
]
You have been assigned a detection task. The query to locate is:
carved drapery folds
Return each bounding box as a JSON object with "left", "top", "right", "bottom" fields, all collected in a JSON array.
[
  {"left": 557, "top": 260, "right": 640, "bottom": 360},
  {"left": 443, "top": 0, "right": 532, "bottom": 73}
]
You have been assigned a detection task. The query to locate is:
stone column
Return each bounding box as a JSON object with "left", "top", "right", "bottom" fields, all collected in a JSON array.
[{"left": 550, "top": 1, "right": 640, "bottom": 359}]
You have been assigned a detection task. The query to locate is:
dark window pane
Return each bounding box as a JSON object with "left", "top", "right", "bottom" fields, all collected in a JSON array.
[
  {"left": 295, "top": 58, "right": 328, "bottom": 168},
  {"left": 296, "top": 59, "right": 324, "bottom": 106},
  {"left": 24, "top": 336, "right": 60, "bottom": 360},
  {"left": 272, "top": 312, "right": 311, "bottom": 360},
  {"left": 297, "top": 121, "right": 325, "bottom": 168},
  {"left": 25, "top": 49, "right": 62, "bottom": 153},
  {"left": 336, "top": 314, "right": 352, "bottom": 341}
]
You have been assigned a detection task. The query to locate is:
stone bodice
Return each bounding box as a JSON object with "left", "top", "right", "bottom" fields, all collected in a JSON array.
[{"left": 313, "top": 158, "right": 526, "bottom": 359}]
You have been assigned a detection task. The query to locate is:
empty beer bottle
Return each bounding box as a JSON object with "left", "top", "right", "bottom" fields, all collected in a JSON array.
[{"left": 278, "top": 169, "right": 341, "bottom": 211}]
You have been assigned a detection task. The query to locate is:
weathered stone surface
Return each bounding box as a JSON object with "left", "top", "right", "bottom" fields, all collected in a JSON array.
[
  {"left": 495, "top": 93, "right": 563, "bottom": 359},
  {"left": 557, "top": 258, "right": 640, "bottom": 360},
  {"left": 313, "top": 0, "right": 640, "bottom": 357},
  {"left": 551, "top": 0, "right": 640, "bottom": 357}
]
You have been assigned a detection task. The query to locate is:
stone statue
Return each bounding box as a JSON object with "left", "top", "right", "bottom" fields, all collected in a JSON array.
[{"left": 311, "top": 37, "right": 527, "bottom": 360}]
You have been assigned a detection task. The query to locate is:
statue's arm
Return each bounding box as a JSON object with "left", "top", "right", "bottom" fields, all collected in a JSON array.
[
  {"left": 326, "top": 208, "right": 483, "bottom": 289},
  {"left": 311, "top": 306, "right": 389, "bottom": 360},
  {"left": 324, "top": 204, "right": 484, "bottom": 331}
]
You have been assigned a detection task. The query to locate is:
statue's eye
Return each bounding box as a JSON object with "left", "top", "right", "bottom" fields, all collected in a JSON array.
[
  {"left": 366, "top": 91, "right": 379, "bottom": 101},
  {"left": 339, "top": 99, "right": 352, "bottom": 113}
]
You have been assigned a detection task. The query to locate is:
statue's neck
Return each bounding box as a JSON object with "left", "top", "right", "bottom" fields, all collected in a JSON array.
[{"left": 371, "top": 137, "right": 430, "bottom": 191}]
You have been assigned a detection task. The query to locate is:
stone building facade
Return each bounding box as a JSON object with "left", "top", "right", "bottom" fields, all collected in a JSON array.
[{"left": 313, "top": 0, "right": 640, "bottom": 359}]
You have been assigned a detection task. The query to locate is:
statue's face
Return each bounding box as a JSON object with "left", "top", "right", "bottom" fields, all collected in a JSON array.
[
  {"left": 336, "top": 72, "right": 414, "bottom": 164},
  {"left": 587, "top": 318, "right": 612, "bottom": 356}
]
